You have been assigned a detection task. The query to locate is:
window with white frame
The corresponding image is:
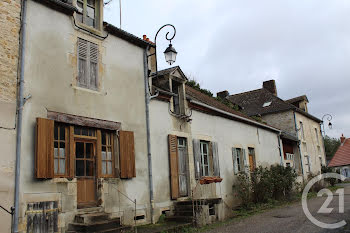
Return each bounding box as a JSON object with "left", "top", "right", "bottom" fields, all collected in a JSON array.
[
  {"left": 77, "top": 38, "right": 99, "bottom": 90},
  {"left": 200, "top": 141, "right": 210, "bottom": 176},
  {"left": 233, "top": 147, "right": 245, "bottom": 174},
  {"left": 76, "top": 0, "right": 100, "bottom": 29}
]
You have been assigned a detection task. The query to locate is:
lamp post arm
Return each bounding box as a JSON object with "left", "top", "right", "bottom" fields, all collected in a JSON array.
[{"left": 321, "top": 114, "right": 333, "bottom": 137}]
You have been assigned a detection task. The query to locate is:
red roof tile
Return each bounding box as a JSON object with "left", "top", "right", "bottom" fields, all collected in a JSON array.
[{"left": 328, "top": 138, "right": 350, "bottom": 167}]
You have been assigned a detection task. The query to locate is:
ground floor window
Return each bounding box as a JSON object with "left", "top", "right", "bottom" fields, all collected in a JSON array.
[{"left": 233, "top": 147, "right": 245, "bottom": 174}]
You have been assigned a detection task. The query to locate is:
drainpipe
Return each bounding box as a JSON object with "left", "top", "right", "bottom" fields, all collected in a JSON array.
[
  {"left": 277, "top": 132, "right": 283, "bottom": 166},
  {"left": 13, "top": 0, "right": 28, "bottom": 231},
  {"left": 293, "top": 111, "right": 304, "bottom": 178},
  {"left": 143, "top": 45, "right": 154, "bottom": 223}
]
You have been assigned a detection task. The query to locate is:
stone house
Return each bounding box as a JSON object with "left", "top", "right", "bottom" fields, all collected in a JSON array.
[
  {"left": 0, "top": 0, "right": 157, "bottom": 231},
  {"left": 148, "top": 67, "right": 284, "bottom": 225},
  {"left": 328, "top": 134, "right": 350, "bottom": 178},
  {"left": 222, "top": 80, "right": 326, "bottom": 179}
]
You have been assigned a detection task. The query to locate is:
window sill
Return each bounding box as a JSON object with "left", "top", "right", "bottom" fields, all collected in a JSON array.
[
  {"left": 71, "top": 84, "right": 107, "bottom": 95},
  {"left": 74, "top": 20, "right": 105, "bottom": 39},
  {"left": 50, "top": 178, "right": 77, "bottom": 183}
]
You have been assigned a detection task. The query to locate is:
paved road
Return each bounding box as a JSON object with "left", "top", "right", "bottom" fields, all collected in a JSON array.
[{"left": 204, "top": 184, "right": 350, "bottom": 233}]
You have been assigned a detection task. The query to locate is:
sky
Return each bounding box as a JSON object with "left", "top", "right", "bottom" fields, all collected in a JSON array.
[{"left": 104, "top": 0, "right": 350, "bottom": 139}]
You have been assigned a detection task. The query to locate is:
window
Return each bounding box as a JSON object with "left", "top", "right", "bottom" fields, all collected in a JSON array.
[
  {"left": 192, "top": 139, "right": 220, "bottom": 179},
  {"left": 305, "top": 155, "right": 311, "bottom": 173},
  {"left": 101, "top": 131, "right": 114, "bottom": 176},
  {"left": 171, "top": 80, "right": 185, "bottom": 116},
  {"left": 76, "top": 0, "right": 100, "bottom": 29},
  {"left": 315, "top": 128, "right": 319, "bottom": 145},
  {"left": 233, "top": 147, "right": 245, "bottom": 174},
  {"left": 299, "top": 121, "right": 305, "bottom": 140},
  {"left": 262, "top": 101, "right": 272, "bottom": 107},
  {"left": 200, "top": 141, "right": 210, "bottom": 176},
  {"left": 248, "top": 147, "right": 256, "bottom": 172},
  {"left": 35, "top": 118, "right": 135, "bottom": 179},
  {"left": 54, "top": 124, "right": 68, "bottom": 176},
  {"left": 77, "top": 38, "right": 99, "bottom": 91}
]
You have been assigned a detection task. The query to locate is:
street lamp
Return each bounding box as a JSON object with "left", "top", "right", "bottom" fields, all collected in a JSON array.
[
  {"left": 321, "top": 114, "right": 333, "bottom": 137},
  {"left": 148, "top": 24, "right": 177, "bottom": 80}
]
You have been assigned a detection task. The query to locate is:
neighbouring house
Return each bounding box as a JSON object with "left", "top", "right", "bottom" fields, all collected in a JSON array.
[
  {"left": 222, "top": 80, "right": 326, "bottom": 179},
  {"left": 0, "top": 0, "right": 21, "bottom": 232},
  {"left": 148, "top": 66, "right": 284, "bottom": 225},
  {"left": 328, "top": 134, "right": 350, "bottom": 178},
  {"left": 0, "top": 0, "right": 158, "bottom": 231}
]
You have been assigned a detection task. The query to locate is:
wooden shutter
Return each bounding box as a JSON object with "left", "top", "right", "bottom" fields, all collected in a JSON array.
[
  {"left": 212, "top": 142, "right": 220, "bottom": 177},
  {"left": 77, "top": 38, "right": 88, "bottom": 87},
  {"left": 119, "top": 131, "right": 136, "bottom": 178},
  {"left": 35, "top": 118, "right": 54, "bottom": 178},
  {"left": 168, "top": 135, "right": 179, "bottom": 199},
  {"left": 89, "top": 42, "right": 99, "bottom": 90},
  {"left": 96, "top": 130, "right": 102, "bottom": 178},
  {"left": 192, "top": 139, "right": 201, "bottom": 179},
  {"left": 232, "top": 148, "right": 238, "bottom": 175}
]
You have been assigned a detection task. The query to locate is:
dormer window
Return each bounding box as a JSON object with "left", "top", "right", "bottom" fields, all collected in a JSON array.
[
  {"left": 263, "top": 101, "right": 272, "bottom": 107},
  {"left": 76, "top": 0, "right": 100, "bottom": 29},
  {"left": 171, "top": 79, "right": 185, "bottom": 115}
]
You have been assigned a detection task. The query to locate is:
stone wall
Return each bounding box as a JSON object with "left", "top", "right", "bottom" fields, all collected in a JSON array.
[{"left": 0, "top": 0, "right": 21, "bottom": 103}]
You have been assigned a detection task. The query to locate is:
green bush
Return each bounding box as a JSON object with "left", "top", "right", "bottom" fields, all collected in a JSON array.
[
  {"left": 321, "top": 165, "right": 336, "bottom": 186},
  {"left": 234, "top": 164, "right": 298, "bottom": 207}
]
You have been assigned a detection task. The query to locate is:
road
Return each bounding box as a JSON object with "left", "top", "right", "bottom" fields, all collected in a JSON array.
[{"left": 204, "top": 184, "right": 350, "bottom": 233}]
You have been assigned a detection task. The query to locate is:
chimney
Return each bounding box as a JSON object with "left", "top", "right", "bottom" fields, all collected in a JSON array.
[
  {"left": 217, "top": 90, "right": 229, "bottom": 99},
  {"left": 341, "top": 134, "right": 346, "bottom": 144},
  {"left": 143, "top": 35, "right": 147, "bottom": 40},
  {"left": 263, "top": 80, "right": 277, "bottom": 96}
]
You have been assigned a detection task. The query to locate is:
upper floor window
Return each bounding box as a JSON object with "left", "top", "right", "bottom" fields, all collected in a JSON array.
[
  {"left": 315, "top": 128, "right": 319, "bottom": 145},
  {"left": 299, "top": 121, "right": 305, "bottom": 140},
  {"left": 200, "top": 141, "right": 210, "bottom": 176},
  {"left": 76, "top": 0, "right": 100, "bottom": 29},
  {"left": 171, "top": 80, "right": 184, "bottom": 115},
  {"left": 77, "top": 38, "right": 99, "bottom": 90}
]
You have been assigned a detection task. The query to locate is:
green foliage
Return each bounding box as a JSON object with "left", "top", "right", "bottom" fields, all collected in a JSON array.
[
  {"left": 321, "top": 165, "right": 337, "bottom": 186},
  {"left": 186, "top": 79, "right": 213, "bottom": 97},
  {"left": 324, "top": 135, "right": 341, "bottom": 159},
  {"left": 233, "top": 165, "right": 298, "bottom": 207}
]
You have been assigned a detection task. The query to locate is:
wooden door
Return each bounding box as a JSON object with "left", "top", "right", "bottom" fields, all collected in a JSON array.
[
  {"left": 177, "top": 138, "right": 188, "bottom": 197},
  {"left": 75, "top": 140, "right": 97, "bottom": 208}
]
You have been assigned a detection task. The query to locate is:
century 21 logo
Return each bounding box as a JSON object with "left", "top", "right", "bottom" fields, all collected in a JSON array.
[{"left": 302, "top": 173, "right": 346, "bottom": 229}]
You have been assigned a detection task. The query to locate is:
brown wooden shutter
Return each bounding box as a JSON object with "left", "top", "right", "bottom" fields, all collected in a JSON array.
[
  {"left": 119, "top": 131, "right": 136, "bottom": 178},
  {"left": 68, "top": 126, "right": 74, "bottom": 178},
  {"left": 168, "top": 135, "right": 179, "bottom": 199},
  {"left": 35, "top": 118, "right": 54, "bottom": 178},
  {"left": 96, "top": 129, "right": 102, "bottom": 178}
]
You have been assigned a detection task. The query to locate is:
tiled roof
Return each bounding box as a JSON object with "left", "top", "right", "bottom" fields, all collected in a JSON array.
[
  {"left": 227, "top": 88, "right": 321, "bottom": 122},
  {"left": 328, "top": 139, "right": 350, "bottom": 167},
  {"left": 227, "top": 88, "right": 294, "bottom": 116},
  {"left": 151, "top": 66, "right": 187, "bottom": 79}
]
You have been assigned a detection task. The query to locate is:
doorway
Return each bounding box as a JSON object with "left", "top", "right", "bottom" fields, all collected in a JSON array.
[{"left": 75, "top": 140, "right": 97, "bottom": 208}]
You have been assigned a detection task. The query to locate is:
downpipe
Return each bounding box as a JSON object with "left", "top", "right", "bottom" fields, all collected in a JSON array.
[
  {"left": 13, "top": 0, "right": 27, "bottom": 231},
  {"left": 143, "top": 46, "right": 154, "bottom": 223}
]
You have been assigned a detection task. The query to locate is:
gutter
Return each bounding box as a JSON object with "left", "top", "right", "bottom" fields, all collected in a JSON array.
[
  {"left": 143, "top": 46, "right": 154, "bottom": 223},
  {"left": 14, "top": 0, "right": 28, "bottom": 231},
  {"left": 189, "top": 99, "right": 281, "bottom": 133}
]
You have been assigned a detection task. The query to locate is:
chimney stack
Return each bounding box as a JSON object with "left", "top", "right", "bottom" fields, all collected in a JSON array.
[
  {"left": 263, "top": 80, "right": 277, "bottom": 96},
  {"left": 217, "top": 90, "right": 229, "bottom": 99},
  {"left": 341, "top": 134, "right": 346, "bottom": 144}
]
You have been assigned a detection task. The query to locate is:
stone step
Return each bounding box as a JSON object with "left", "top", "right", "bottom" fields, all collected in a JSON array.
[
  {"left": 75, "top": 212, "right": 110, "bottom": 224},
  {"left": 174, "top": 205, "right": 193, "bottom": 211},
  {"left": 67, "top": 225, "right": 131, "bottom": 233},
  {"left": 68, "top": 218, "right": 121, "bottom": 232},
  {"left": 77, "top": 207, "right": 103, "bottom": 214},
  {"left": 165, "top": 215, "right": 193, "bottom": 223}
]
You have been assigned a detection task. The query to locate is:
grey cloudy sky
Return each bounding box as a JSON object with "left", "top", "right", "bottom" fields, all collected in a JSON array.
[{"left": 104, "top": 0, "right": 350, "bottom": 139}]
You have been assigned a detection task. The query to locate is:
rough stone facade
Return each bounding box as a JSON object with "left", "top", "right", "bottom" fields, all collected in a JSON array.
[{"left": 0, "top": 0, "right": 21, "bottom": 103}]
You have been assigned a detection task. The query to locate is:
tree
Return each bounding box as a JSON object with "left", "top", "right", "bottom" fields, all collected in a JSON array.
[{"left": 324, "top": 135, "right": 341, "bottom": 160}]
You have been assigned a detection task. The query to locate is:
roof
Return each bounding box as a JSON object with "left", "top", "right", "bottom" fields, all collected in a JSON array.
[
  {"left": 227, "top": 88, "right": 321, "bottom": 122},
  {"left": 151, "top": 66, "right": 187, "bottom": 79},
  {"left": 185, "top": 86, "right": 280, "bottom": 133},
  {"left": 286, "top": 95, "right": 309, "bottom": 104},
  {"left": 228, "top": 88, "right": 294, "bottom": 116},
  {"left": 33, "top": 0, "right": 154, "bottom": 48},
  {"left": 328, "top": 138, "right": 350, "bottom": 167}
]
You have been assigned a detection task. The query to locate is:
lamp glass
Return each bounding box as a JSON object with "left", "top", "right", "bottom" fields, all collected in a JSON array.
[
  {"left": 164, "top": 44, "right": 177, "bottom": 65},
  {"left": 328, "top": 122, "right": 332, "bottom": 129}
]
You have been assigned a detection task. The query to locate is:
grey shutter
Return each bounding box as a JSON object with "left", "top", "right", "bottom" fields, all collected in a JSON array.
[
  {"left": 212, "top": 142, "right": 220, "bottom": 177},
  {"left": 193, "top": 139, "right": 201, "bottom": 179},
  {"left": 232, "top": 147, "right": 238, "bottom": 175},
  {"left": 89, "top": 42, "right": 99, "bottom": 90},
  {"left": 78, "top": 38, "right": 88, "bottom": 87},
  {"left": 308, "top": 156, "right": 312, "bottom": 172}
]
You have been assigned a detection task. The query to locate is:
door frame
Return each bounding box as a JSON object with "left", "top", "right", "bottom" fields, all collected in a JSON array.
[{"left": 74, "top": 138, "right": 98, "bottom": 209}]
